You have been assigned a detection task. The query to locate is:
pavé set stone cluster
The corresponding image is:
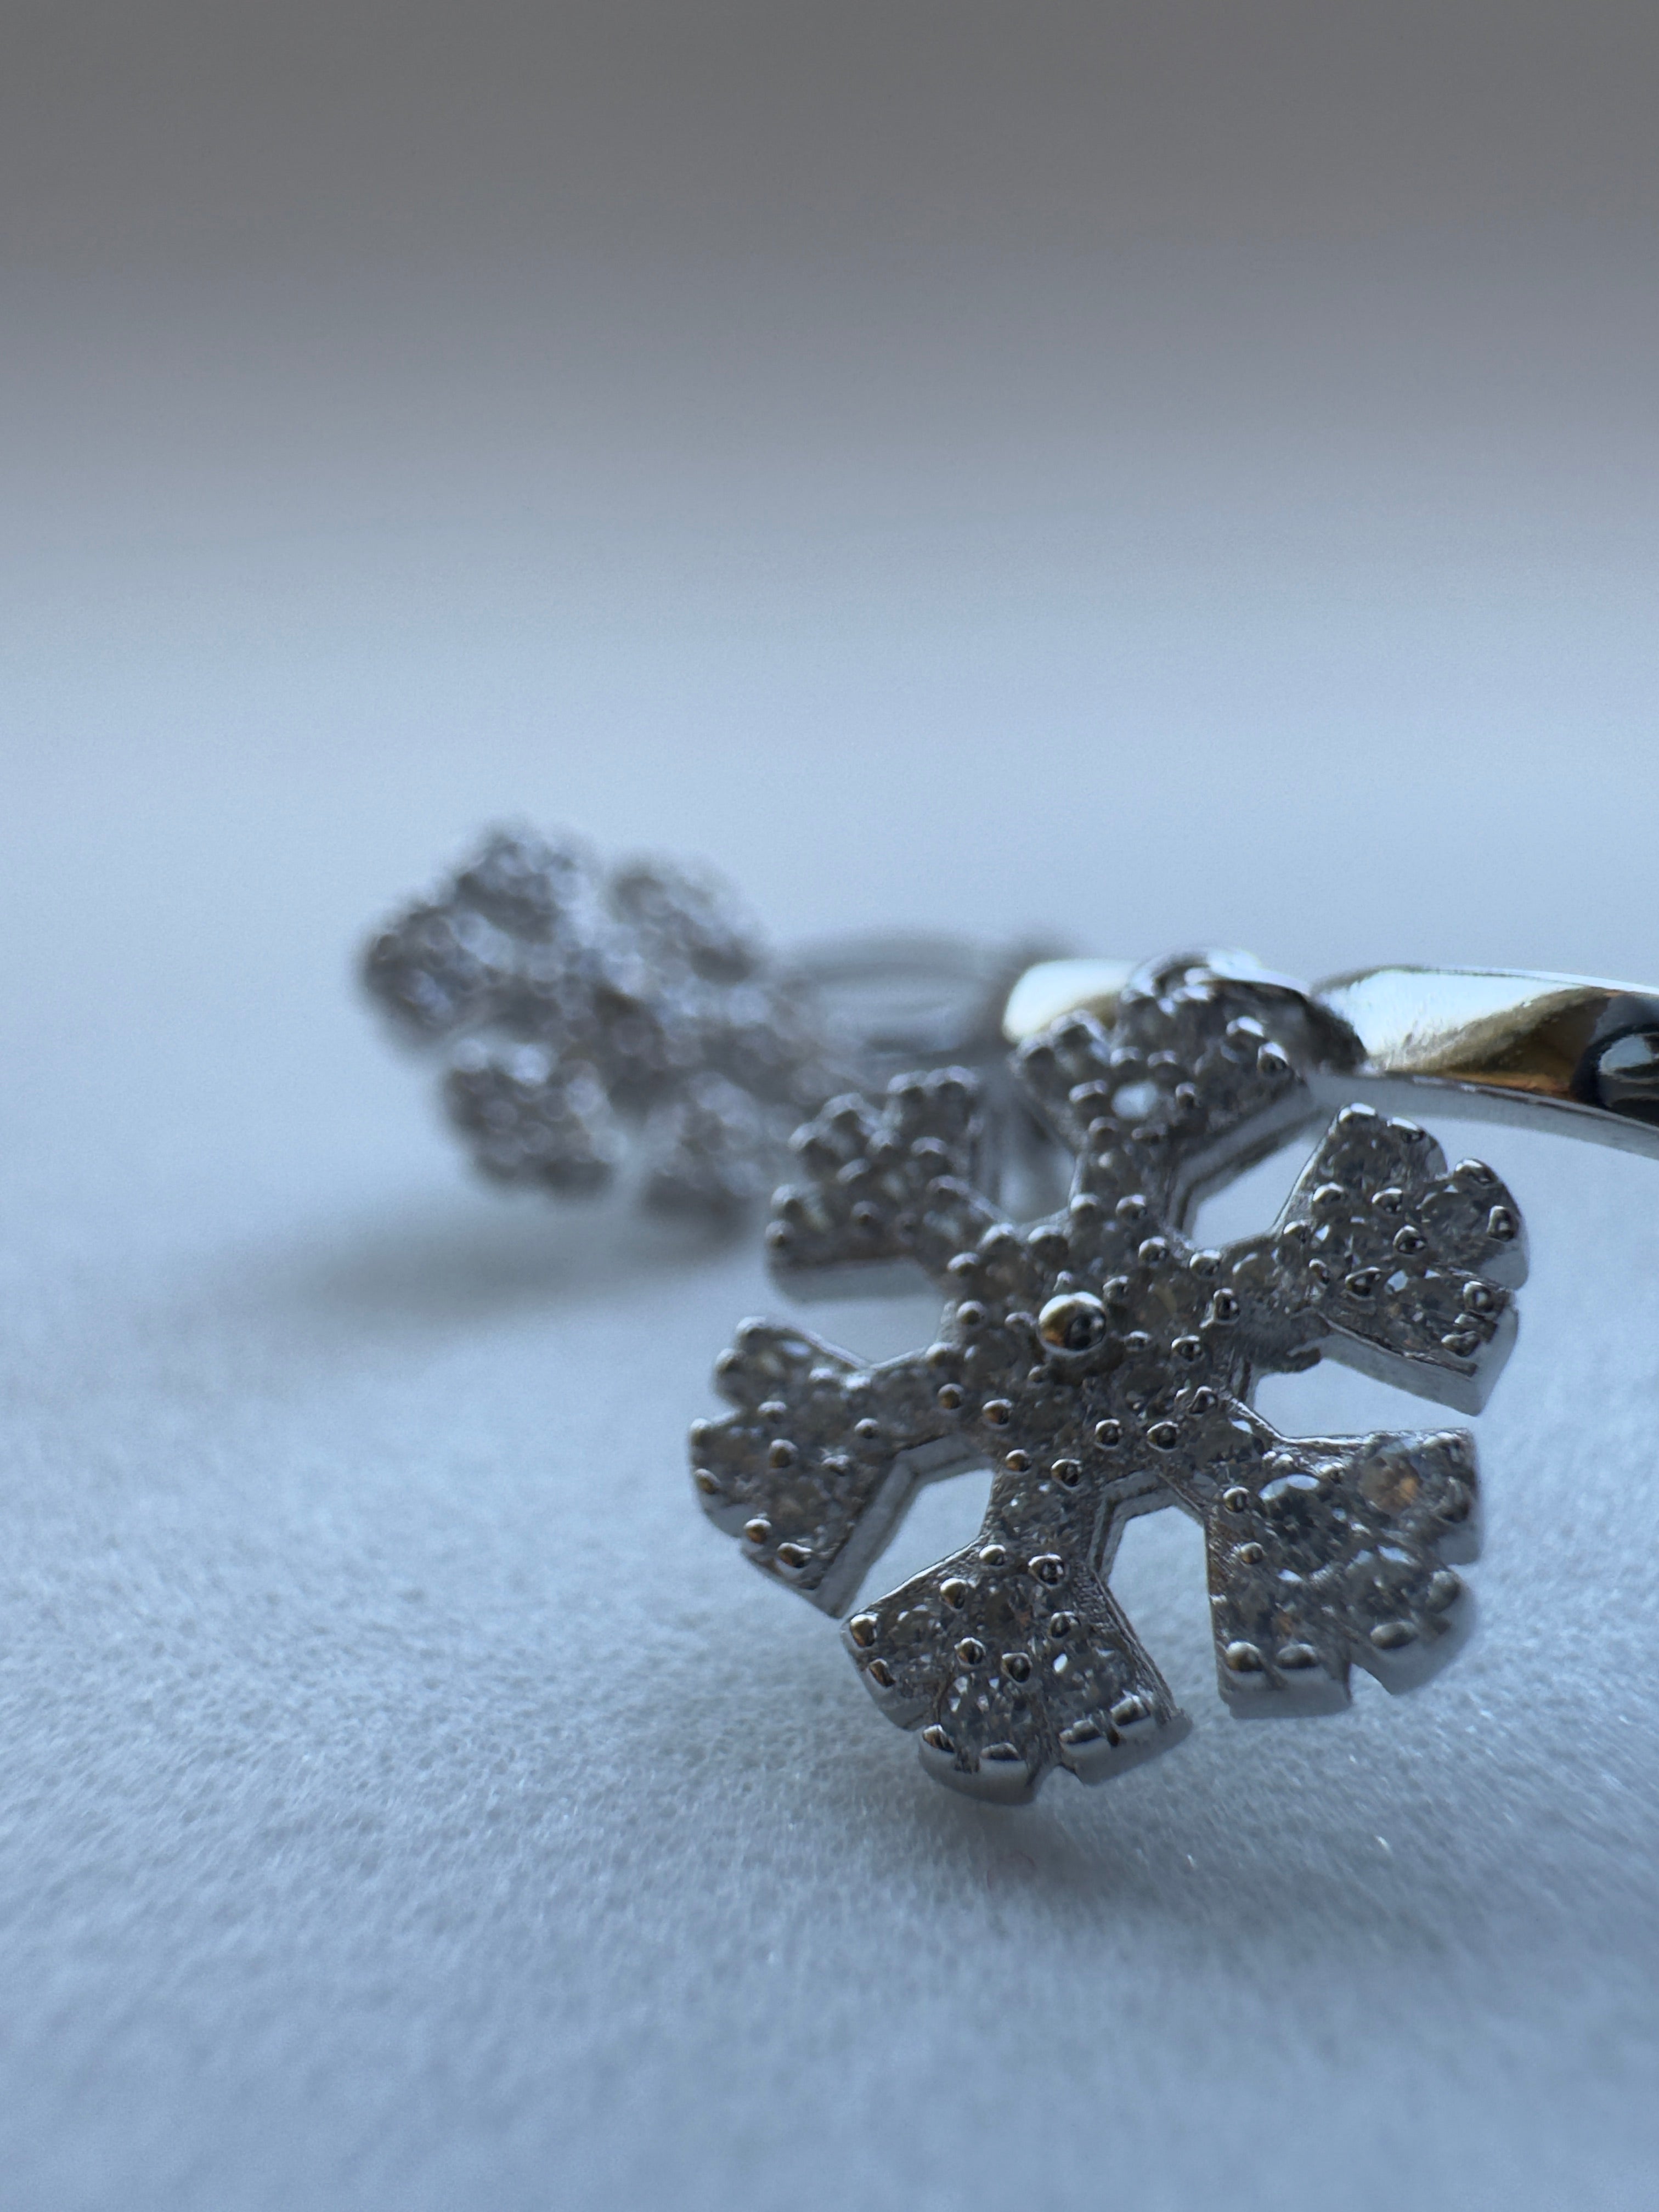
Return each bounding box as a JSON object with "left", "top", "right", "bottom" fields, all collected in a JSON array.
[{"left": 691, "top": 953, "right": 1524, "bottom": 1803}]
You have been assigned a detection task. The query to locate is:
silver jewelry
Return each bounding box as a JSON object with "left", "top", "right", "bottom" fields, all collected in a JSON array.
[
  {"left": 362, "top": 827, "right": 1041, "bottom": 1215},
  {"left": 687, "top": 947, "right": 1643, "bottom": 1804},
  {"left": 1006, "top": 954, "right": 1659, "bottom": 1155}
]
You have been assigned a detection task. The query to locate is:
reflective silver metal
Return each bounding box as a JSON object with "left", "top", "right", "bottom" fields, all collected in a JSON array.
[
  {"left": 694, "top": 950, "right": 1526, "bottom": 1803},
  {"left": 1314, "top": 965, "right": 1659, "bottom": 1155},
  {"left": 363, "top": 828, "right": 1045, "bottom": 1216},
  {"left": 1007, "top": 954, "right": 1659, "bottom": 1158}
]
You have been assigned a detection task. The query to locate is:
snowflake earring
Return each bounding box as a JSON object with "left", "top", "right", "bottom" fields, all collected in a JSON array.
[
  {"left": 691, "top": 950, "right": 1659, "bottom": 1804},
  {"left": 362, "top": 827, "right": 1046, "bottom": 1216}
]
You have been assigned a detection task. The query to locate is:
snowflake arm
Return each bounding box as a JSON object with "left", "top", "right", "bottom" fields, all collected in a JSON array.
[
  {"left": 1225, "top": 1102, "right": 1528, "bottom": 1412},
  {"left": 842, "top": 1486, "right": 1189, "bottom": 1804},
  {"left": 764, "top": 1069, "right": 1002, "bottom": 1298},
  {"left": 691, "top": 1322, "right": 978, "bottom": 1615},
  {"left": 607, "top": 856, "right": 766, "bottom": 984},
  {"left": 1188, "top": 1403, "right": 1481, "bottom": 1714},
  {"left": 363, "top": 899, "right": 509, "bottom": 1038},
  {"left": 1012, "top": 952, "right": 1353, "bottom": 1223},
  {"left": 363, "top": 828, "right": 592, "bottom": 1039},
  {"left": 443, "top": 1045, "right": 623, "bottom": 1193}
]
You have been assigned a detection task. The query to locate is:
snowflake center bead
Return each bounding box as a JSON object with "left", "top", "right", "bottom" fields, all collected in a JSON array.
[
  {"left": 1036, "top": 1291, "right": 1110, "bottom": 1358},
  {"left": 692, "top": 951, "right": 1528, "bottom": 1804}
]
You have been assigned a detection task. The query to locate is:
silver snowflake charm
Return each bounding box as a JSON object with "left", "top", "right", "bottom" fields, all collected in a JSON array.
[
  {"left": 364, "top": 827, "right": 855, "bottom": 1214},
  {"left": 690, "top": 952, "right": 1528, "bottom": 1803}
]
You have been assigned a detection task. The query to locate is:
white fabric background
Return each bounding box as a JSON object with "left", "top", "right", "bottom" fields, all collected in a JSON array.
[{"left": 4, "top": 7, "right": 1659, "bottom": 2207}]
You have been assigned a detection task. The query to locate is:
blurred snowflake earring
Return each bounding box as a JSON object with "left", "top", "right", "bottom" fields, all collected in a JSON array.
[{"left": 362, "top": 826, "right": 1046, "bottom": 1217}]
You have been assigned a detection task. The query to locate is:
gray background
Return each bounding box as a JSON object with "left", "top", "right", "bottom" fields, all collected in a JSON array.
[{"left": 3, "top": 4, "right": 1658, "bottom": 2206}]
